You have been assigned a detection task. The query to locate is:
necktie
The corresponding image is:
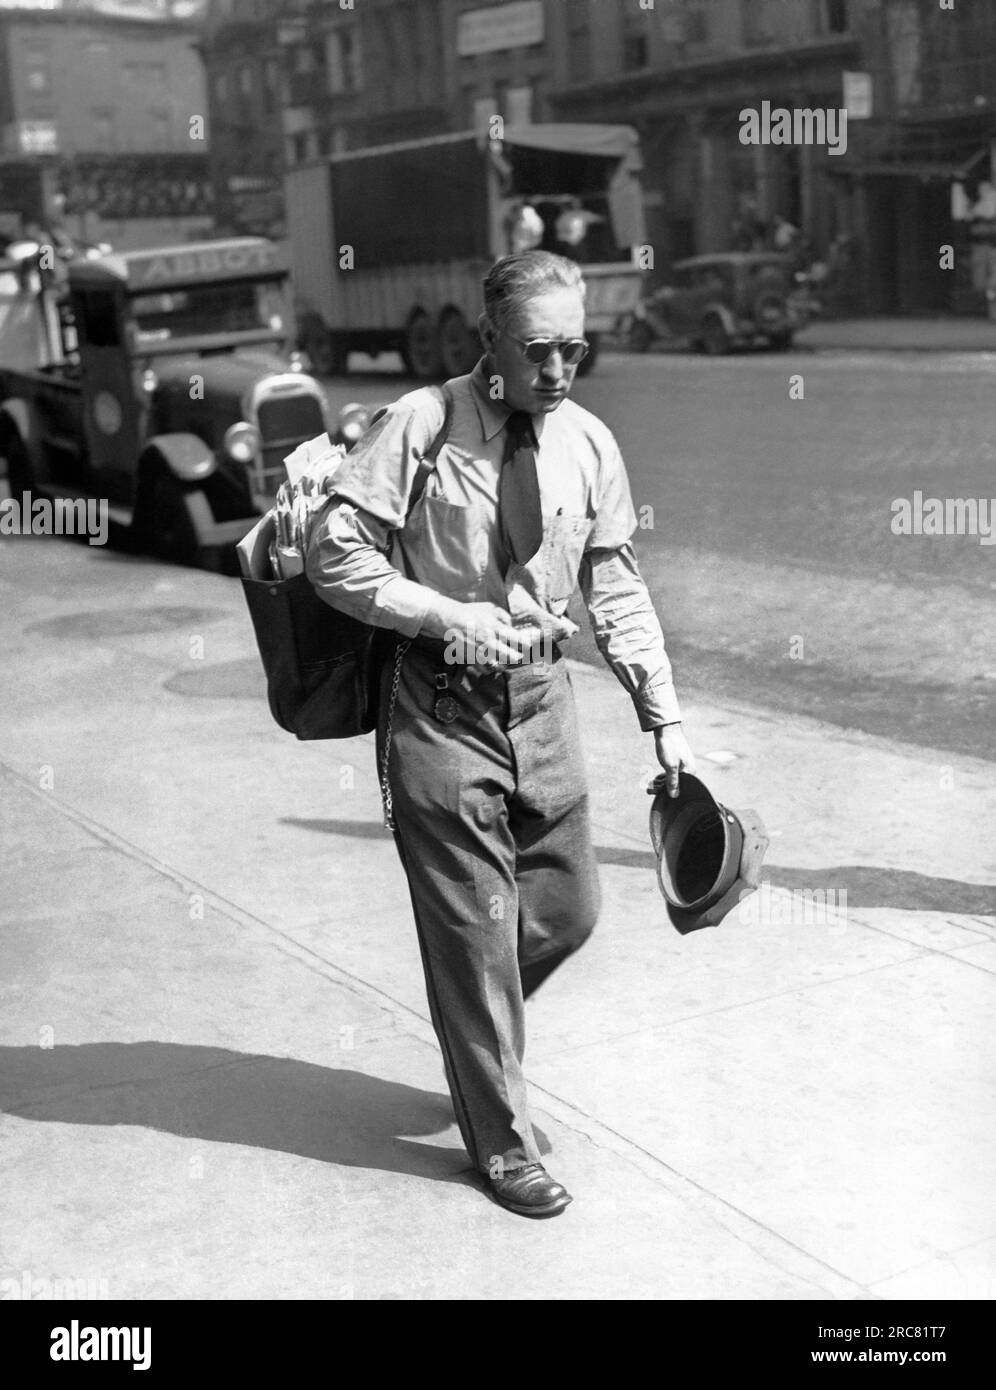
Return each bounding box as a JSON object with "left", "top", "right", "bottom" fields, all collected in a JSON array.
[{"left": 498, "top": 411, "right": 543, "bottom": 566}]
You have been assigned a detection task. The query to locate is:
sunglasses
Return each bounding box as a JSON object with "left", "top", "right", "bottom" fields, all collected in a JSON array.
[{"left": 501, "top": 331, "right": 590, "bottom": 366}]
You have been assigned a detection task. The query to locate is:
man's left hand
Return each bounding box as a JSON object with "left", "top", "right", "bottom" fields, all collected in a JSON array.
[{"left": 653, "top": 724, "right": 696, "bottom": 799}]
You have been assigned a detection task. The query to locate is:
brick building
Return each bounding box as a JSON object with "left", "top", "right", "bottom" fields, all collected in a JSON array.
[
  {"left": 0, "top": 0, "right": 212, "bottom": 249},
  {"left": 198, "top": 0, "right": 996, "bottom": 313}
]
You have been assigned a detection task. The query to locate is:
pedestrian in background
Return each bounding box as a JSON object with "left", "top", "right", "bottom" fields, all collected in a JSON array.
[{"left": 306, "top": 250, "right": 695, "bottom": 1217}]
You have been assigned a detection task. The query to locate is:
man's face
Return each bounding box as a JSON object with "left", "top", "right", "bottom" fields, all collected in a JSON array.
[{"left": 479, "top": 286, "right": 586, "bottom": 415}]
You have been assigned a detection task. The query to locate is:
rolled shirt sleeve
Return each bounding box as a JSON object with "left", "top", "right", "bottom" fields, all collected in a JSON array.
[
  {"left": 579, "top": 437, "right": 683, "bottom": 732},
  {"left": 304, "top": 392, "right": 454, "bottom": 638},
  {"left": 306, "top": 499, "right": 436, "bottom": 638}
]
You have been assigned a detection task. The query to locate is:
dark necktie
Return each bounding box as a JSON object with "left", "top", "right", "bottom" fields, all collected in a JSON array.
[{"left": 498, "top": 411, "right": 543, "bottom": 566}]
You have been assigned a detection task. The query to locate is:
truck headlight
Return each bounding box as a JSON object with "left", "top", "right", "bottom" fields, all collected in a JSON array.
[{"left": 224, "top": 421, "right": 262, "bottom": 464}]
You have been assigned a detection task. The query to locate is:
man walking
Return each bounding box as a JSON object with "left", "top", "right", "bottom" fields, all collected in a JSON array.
[{"left": 306, "top": 250, "right": 694, "bottom": 1217}]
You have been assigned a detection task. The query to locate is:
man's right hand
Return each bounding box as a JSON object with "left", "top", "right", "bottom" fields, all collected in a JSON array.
[{"left": 421, "top": 600, "right": 572, "bottom": 668}]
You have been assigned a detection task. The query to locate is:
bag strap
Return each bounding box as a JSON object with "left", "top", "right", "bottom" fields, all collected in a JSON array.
[{"left": 406, "top": 385, "right": 453, "bottom": 518}]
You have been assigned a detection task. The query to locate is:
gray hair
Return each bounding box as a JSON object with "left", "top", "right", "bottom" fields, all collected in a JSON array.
[{"left": 482, "top": 251, "right": 586, "bottom": 332}]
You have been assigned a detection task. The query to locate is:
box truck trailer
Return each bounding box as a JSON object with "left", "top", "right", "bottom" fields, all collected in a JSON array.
[{"left": 285, "top": 122, "right": 648, "bottom": 379}]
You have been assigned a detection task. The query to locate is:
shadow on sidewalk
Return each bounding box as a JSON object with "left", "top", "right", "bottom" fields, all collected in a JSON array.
[
  {"left": 0, "top": 1042, "right": 475, "bottom": 1185},
  {"left": 595, "top": 847, "right": 996, "bottom": 914}
]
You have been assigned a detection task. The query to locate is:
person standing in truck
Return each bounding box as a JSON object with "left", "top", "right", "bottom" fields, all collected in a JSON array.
[{"left": 306, "top": 250, "right": 694, "bottom": 1218}]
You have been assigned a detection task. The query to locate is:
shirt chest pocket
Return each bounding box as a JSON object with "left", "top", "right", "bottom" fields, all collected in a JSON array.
[
  {"left": 541, "top": 511, "right": 591, "bottom": 601},
  {"left": 402, "top": 494, "right": 490, "bottom": 597}
]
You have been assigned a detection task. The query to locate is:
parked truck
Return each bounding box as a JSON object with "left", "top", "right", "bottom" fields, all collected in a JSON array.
[
  {"left": 0, "top": 237, "right": 334, "bottom": 568},
  {"left": 287, "top": 123, "right": 648, "bottom": 380}
]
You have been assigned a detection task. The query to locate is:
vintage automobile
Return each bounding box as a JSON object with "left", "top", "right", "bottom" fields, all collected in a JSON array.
[
  {"left": 622, "top": 252, "right": 812, "bottom": 355},
  {"left": 0, "top": 236, "right": 342, "bottom": 568}
]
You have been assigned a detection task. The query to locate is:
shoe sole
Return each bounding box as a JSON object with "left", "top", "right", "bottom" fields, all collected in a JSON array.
[{"left": 489, "top": 1190, "right": 573, "bottom": 1219}]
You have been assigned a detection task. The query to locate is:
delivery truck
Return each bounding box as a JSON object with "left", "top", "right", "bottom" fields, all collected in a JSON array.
[{"left": 286, "top": 122, "right": 648, "bottom": 380}]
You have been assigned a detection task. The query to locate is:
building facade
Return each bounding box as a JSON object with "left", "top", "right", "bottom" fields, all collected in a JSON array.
[
  {"left": 0, "top": 0, "right": 212, "bottom": 248},
  {"left": 197, "top": 0, "right": 996, "bottom": 314}
]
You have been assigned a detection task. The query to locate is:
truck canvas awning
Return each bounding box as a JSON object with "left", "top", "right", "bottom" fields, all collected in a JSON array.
[
  {"left": 499, "top": 123, "right": 646, "bottom": 250},
  {"left": 500, "top": 123, "right": 643, "bottom": 167}
]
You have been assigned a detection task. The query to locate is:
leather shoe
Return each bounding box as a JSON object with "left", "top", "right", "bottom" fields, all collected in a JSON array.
[{"left": 488, "top": 1163, "right": 572, "bottom": 1218}]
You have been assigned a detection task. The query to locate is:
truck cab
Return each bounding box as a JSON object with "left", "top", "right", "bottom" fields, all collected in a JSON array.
[{"left": 0, "top": 237, "right": 330, "bottom": 566}]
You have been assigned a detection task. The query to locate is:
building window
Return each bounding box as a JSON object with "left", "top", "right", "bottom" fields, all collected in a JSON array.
[
  {"left": 91, "top": 109, "right": 116, "bottom": 151},
  {"left": 151, "top": 109, "right": 171, "bottom": 151},
  {"left": 122, "top": 61, "right": 166, "bottom": 90},
  {"left": 239, "top": 63, "right": 254, "bottom": 94},
  {"left": 742, "top": 0, "right": 776, "bottom": 47},
  {"left": 821, "top": 0, "right": 849, "bottom": 34},
  {"left": 262, "top": 58, "right": 281, "bottom": 112},
  {"left": 215, "top": 71, "right": 228, "bottom": 103},
  {"left": 23, "top": 45, "right": 51, "bottom": 96},
  {"left": 567, "top": 1, "right": 591, "bottom": 83},
  {"left": 327, "top": 27, "right": 362, "bottom": 94},
  {"left": 622, "top": 9, "right": 650, "bottom": 71},
  {"left": 622, "top": 32, "right": 649, "bottom": 71},
  {"left": 685, "top": 5, "right": 709, "bottom": 45}
]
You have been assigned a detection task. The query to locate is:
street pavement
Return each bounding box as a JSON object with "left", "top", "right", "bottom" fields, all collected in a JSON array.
[
  {"left": 1, "top": 534, "right": 993, "bottom": 1300},
  {"left": 326, "top": 347, "right": 996, "bottom": 761},
  {"left": 797, "top": 317, "right": 996, "bottom": 354}
]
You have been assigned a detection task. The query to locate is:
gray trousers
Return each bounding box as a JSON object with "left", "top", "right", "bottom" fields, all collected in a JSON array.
[{"left": 376, "top": 638, "right": 601, "bottom": 1174}]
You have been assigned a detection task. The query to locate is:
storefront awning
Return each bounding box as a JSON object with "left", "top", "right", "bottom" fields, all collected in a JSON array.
[{"left": 841, "top": 146, "right": 989, "bottom": 181}]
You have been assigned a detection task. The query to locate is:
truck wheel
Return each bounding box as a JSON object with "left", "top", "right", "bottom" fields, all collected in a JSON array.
[
  {"left": 1, "top": 428, "right": 34, "bottom": 495},
  {"left": 438, "top": 309, "right": 479, "bottom": 377},
  {"left": 300, "top": 321, "right": 345, "bottom": 378},
  {"left": 148, "top": 476, "right": 202, "bottom": 568},
  {"left": 629, "top": 319, "right": 653, "bottom": 353},
  {"left": 575, "top": 331, "right": 599, "bottom": 377},
  {"left": 700, "top": 316, "right": 731, "bottom": 356},
  {"left": 402, "top": 311, "right": 441, "bottom": 380}
]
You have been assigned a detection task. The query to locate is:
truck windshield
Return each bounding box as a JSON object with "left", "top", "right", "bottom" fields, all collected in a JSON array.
[{"left": 129, "top": 278, "right": 285, "bottom": 345}]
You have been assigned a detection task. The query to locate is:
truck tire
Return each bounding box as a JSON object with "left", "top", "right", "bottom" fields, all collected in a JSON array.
[
  {"left": 1, "top": 427, "right": 34, "bottom": 495},
  {"left": 575, "top": 331, "right": 599, "bottom": 377},
  {"left": 401, "top": 311, "right": 441, "bottom": 380},
  {"left": 148, "top": 476, "right": 204, "bottom": 568},
  {"left": 628, "top": 319, "right": 654, "bottom": 353},
  {"left": 438, "top": 308, "right": 479, "bottom": 377},
  {"left": 699, "top": 316, "right": 731, "bottom": 356},
  {"left": 300, "top": 320, "right": 346, "bottom": 378}
]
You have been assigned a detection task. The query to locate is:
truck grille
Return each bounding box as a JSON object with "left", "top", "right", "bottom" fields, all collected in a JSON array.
[{"left": 253, "top": 393, "right": 327, "bottom": 495}]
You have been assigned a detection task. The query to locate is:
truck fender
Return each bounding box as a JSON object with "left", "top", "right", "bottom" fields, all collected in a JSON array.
[
  {"left": 138, "top": 432, "right": 217, "bottom": 485},
  {"left": 132, "top": 433, "right": 216, "bottom": 542},
  {"left": 0, "top": 398, "right": 43, "bottom": 472},
  {"left": 706, "top": 303, "right": 737, "bottom": 336}
]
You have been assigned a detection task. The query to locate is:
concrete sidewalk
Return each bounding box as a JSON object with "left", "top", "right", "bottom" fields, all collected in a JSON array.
[
  {"left": 1, "top": 537, "right": 994, "bottom": 1300},
  {"left": 796, "top": 316, "right": 996, "bottom": 353}
]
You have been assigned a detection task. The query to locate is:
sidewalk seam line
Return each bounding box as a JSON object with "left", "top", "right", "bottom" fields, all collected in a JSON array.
[{"left": 0, "top": 760, "right": 878, "bottom": 1300}]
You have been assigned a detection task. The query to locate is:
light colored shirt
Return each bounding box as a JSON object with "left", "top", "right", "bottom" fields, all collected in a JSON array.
[{"left": 305, "top": 358, "right": 681, "bottom": 731}]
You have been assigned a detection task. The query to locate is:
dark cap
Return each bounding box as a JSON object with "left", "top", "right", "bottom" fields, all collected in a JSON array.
[{"left": 647, "top": 771, "right": 769, "bottom": 934}]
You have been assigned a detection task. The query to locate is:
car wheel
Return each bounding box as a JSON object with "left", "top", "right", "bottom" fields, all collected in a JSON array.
[
  {"left": 629, "top": 319, "right": 654, "bottom": 353},
  {"left": 768, "top": 331, "right": 794, "bottom": 351},
  {"left": 1, "top": 428, "right": 34, "bottom": 495},
  {"left": 700, "top": 317, "right": 731, "bottom": 356},
  {"left": 401, "top": 311, "right": 441, "bottom": 380},
  {"left": 149, "top": 476, "right": 202, "bottom": 568},
  {"left": 438, "top": 309, "right": 479, "bottom": 377}
]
